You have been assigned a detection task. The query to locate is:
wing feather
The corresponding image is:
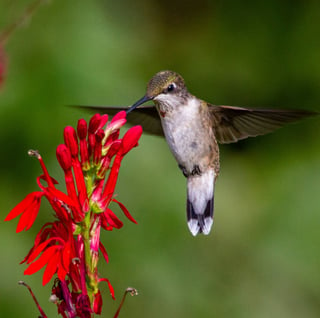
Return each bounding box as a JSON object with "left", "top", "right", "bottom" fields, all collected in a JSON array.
[
  {"left": 75, "top": 104, "right": 317, "bottom": 143},
  {"left": 209, "top": 105, "right": 317, "bottom": 144},
  {"left": 75, "top": 105, "right": 164, "bottom": 136}
]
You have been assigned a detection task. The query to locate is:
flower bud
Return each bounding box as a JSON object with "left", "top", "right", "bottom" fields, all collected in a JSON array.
[
  {"left": 93, "top": 291, "right": 102, "bottom": 314},
  {"left": 120, "top": 126, "right": 143, "bottom": 155},
  {"left": 64, "top": 126, "right": 79, "bottom": 157},
  {"left": 56, "top": 144, "right": 72, "bottom": 172},
  {"left": 88, "top": 113, "right": 101, "bottom": 133},
  {"left": 77, "top": 119, "right": 87, "bottom": 140}
]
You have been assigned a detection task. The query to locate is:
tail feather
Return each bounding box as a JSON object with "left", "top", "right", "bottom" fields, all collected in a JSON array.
[
  {"left": 187, "top": 197, "right": 214, "bottom": 236},
  {"left": 186, "top": 169, "right": 215, "bottom": 236}
]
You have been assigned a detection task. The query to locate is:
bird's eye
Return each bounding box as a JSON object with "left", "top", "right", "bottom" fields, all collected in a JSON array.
[{"left": 167, "top": 83, "right": 175, "bottom": 92}]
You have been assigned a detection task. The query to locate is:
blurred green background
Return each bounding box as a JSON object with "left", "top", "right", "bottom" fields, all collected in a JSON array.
[{"left": 1, "top": 0, "right": 320, "bottom": 317}]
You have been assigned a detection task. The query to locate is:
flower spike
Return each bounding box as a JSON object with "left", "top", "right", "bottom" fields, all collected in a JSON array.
[{"left": 5, "top": 112, "right": 142, "bottom": 316}]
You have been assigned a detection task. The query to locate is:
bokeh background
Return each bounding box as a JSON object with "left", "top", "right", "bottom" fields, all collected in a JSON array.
[{"left": 0, "top": 1, "right": 320, "bottom": 317}]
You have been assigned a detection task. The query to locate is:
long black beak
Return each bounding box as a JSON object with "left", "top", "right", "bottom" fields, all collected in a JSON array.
[{"left": 126, "top": 95, "right": 152, "bottom": 114}]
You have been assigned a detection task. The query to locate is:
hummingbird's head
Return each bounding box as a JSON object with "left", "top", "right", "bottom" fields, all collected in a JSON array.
[
  {"left": 146, "top": 70, "right": 185, "bottom": 97},
  {"left": 126, "top": 70, "right": 188, "bottom": 114}
]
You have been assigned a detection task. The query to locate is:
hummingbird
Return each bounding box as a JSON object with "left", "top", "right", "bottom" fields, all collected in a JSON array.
[{"left": 79, "top": 70, "right": 317, "bottom": 236}]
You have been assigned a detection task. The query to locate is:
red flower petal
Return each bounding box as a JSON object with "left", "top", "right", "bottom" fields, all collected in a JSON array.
[
  {"left": 20, "top": 223, "right": 53, "bottom": 264},
  {"left": 93, "top": 291, "right": 103, "bottom": 314},
  {"left": 73, "top": 163, "right": 89, "bottom": 213},
  {"left": 112, "top": 198, "right": 137, "bottom": 224},
  {"left": 99, "top": 277, "right": 115, "bottom": 300},
  {"left": 5, "top": 192, "right": 42, "bottom": 222},
  {"left": 103, "top": 208, "right": 123, "bottom": 229},
  {"left": 57, "top": 258, "right": 68, "bottom": 282},
  {"left": 94, "top": 129, "right": 105, "bottom": 165},
  {"left": 100, "top": 213, "right": 113, "bottom": 231},
  {"left": 120, "top": 125, "right": 143, "bottom": 155},
  {"left": 89, "top": 114, "right": 101, "bottom": 133},
  {"left": 27, "top": 237, "right": 62, "bottom": 264},
  {"left": 43, "top": 249, "right": 60, "bottom": 285},
  {"left": 48, "top": 187, "right": 78, "bottom": 208},
  {"left": 37, "top": 154, "right": 56, "bottom": 189},
  {"left": 104, "top": 131, "right": 120, "bottom": 149},
  {"left": 101, "top": 155, "right": 122, "bottom": 200},
  {"left": 16, "top": 198, "right": 41, "bottom": 232},
  {"left": 77, "top": 118, "right": 87, "bottom": 139},
  {"left": 107, "top": 118, "right": 126, "bottom": 132},
  {"left": 77, "top": 119, "right": 90, "bottom": 168},
  {"left": 107, "top": 111, "right": 127, "bottom": 131},
  {"left": 62, "top": 241, "right": 72, "bottom": 270},
  {"left": 98, "top": 114, "right": 109, "bottom": 129},
  {"left": 38, "top": 174, "right": 59, "bottom": 187},
  {"left": 24, "top": 245, "right": 58, "bottom": 276},
  {"left": 56, "top": 144, "right": 72, "bottom": 172},
  {"left": 105, "top": 139, "right": 122, "bottom": 158},
  {"left": 99, "top": 241, "right": 109, "bottom": 263},
  {"left": 104, "top": 209, "right": 123, "bottom": 229},
  {"left": 64, "top": 126, "right": 79, "bottom": 157},
  {"left": 88, "top": 114, "right": 102, "bottom": 157},
  {"left": 110, "top": 111, "right": 126, "bottom": 123}
]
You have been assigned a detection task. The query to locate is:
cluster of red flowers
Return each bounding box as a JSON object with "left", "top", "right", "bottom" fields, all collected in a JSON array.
[{"left": 5, "top": 112, "right": 142, "bottom": 317}]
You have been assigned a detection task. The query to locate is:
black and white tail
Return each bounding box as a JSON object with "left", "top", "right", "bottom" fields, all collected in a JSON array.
[{"left": 186, "top": 169, "right": 215, "bottom": 236}]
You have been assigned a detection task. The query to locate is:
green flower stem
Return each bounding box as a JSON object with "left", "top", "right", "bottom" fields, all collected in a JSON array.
[{"left": 81, "top": 209, "right": 98, "bottom": 304}]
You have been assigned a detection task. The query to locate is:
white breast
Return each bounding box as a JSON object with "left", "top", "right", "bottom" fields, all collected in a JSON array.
[{"left": 159, "top": 98, "right": 207, "bottom": 171}]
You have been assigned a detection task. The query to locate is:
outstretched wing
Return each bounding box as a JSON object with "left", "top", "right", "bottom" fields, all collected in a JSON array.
[
  {"left": 209, "top": 105, "right": 317, "bottom": 144},
  {"left": 76, "top": 105, "right": 164, "bottom": 136}
]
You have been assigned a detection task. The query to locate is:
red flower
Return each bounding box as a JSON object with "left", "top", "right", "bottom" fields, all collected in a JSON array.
[
  {"left": 5, "top": 113, "right": 142, "bottom": 316},
  {"left": 23, "top": 221, "right": 76, "bottom": 285},
  {"left": 5, "top": 152, "right": 77, "bottom": 232},
  {"left": 5, "top": 191, "right": 43, "bottom": 232}
]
